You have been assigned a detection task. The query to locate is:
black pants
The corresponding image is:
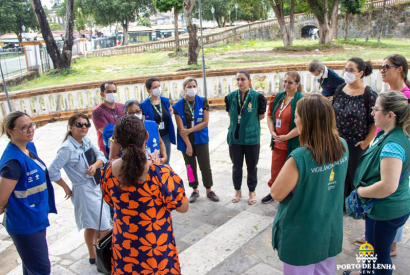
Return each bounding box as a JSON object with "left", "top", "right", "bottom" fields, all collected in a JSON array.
[
  {"left": 8, "top": 229, "right": 50, "bottom": 275},
  {"left": 182, "top": 143, "right": 213, "bottom": 189},
  {"left": 229, "top": 144, "right": 260, "bottom": 192},
  {"left": 344, "top": 141, "right": 367, "bottom": 199}
]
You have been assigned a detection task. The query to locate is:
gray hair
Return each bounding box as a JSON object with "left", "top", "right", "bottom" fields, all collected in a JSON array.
[
  {"left": 309, "top": 60, "right": 324, "bottom": 73},
  {"left": 1, "top": 111, "right": 30, "bottom": 139},
  {"left": 124, "top": 100, "right": 141, "bottom": 114}
]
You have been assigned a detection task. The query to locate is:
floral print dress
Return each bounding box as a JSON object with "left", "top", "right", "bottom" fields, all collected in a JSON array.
[
  {"left": 101, "top": 161, "right": 186, "bottom": 275},
  {"left": 333, "top": 88, "right": 377, "bottom": 144}
]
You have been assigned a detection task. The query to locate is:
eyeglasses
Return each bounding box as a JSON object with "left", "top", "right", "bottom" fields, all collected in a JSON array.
[
  {"left": 127, "top": 110, "right": 142, "bottom": 115},
  {"left": 15, "top": 123, "right": 36, "bottom": 133},
  {"left": 371, "top": 106, "right": 383, "bottom": 113},
  {"left": 236, "top": 78, "right": 248, "bottom": 81},
  {"left": 284, "top": 80, "right": 297, "bottom": 85},
  {"left": 343, "top": 68, "right": 358, "bottom": 73},
  {"left": 379, "top": 64, "right": 399, "bottom": 72},
  {"left": 73, "top": 122, "right": 91, "bottom": 128}
]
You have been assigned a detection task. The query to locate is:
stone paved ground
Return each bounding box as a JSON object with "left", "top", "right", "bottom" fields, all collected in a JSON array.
[{"left": 0, "top": 110, "right": 409, "bottom": 275}]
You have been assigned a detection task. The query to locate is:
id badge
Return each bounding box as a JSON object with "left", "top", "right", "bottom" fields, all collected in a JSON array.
[
  {"left": 159, "top": 121, "right": 165, "bottom": 130},
  {"left": 191, "top": 121, "right": 195, "bottom": 128},
  {"left": 238, "top": 115, "right": 241, "bottom": 124},
  {"left": 276, "top": 119, "right": 282, "bottom": 128}
]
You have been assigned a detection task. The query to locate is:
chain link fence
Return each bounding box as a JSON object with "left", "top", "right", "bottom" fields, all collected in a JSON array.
[{"left": 0, "top": 50, "right": 27, "bottom": 79}]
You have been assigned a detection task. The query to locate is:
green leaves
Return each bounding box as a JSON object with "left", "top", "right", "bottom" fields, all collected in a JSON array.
[
  {"left": 0, "top": 0, "right": 38, "bottom": 40},
  {"left": 154, "top": 0, "right": 183, "bottom": 13}
]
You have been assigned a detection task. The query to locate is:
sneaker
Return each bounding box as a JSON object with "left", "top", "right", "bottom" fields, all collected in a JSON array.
[
  {"left": 206, "top": 191, "right": 220, "bottom": 202},
  {"left": 189, "top": 191, "right": 200, "bottom": 203},
  {"left": 89, "top": 258, "right": 96, "bottom": 265},
  {"left": 261, "top": 194, "right": 274, "bottom": 204}
]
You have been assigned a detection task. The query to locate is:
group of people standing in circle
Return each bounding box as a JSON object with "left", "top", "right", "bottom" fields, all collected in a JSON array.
[{"left": 0, "top": 53, "right": 409, "bottom": 275}]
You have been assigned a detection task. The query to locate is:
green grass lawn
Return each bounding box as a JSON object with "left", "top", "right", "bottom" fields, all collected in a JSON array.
[{"left": 9, "top": 37, "right": 410, "bottom": 92}]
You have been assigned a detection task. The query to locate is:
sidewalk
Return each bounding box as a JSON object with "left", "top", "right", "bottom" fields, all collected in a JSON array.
[{"left": 0, "top": 110, "right": 409, "bottom": 275}]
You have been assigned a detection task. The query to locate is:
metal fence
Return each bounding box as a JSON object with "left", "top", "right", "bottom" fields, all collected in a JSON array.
[{"left": 0, "top": 50, "right": 27, "bottom": 79}]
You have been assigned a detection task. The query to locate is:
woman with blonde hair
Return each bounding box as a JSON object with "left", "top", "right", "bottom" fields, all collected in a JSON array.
[
  {"left": 345, "top": 92, "right": 410, "bottom": 275},
  {"left": 263, "top": 71, "right": 304, "bottom": 204},
  {"left": 272, "top": 95, "right": 348, "bottom": 274},
  {"left": 173, "top": 77, "right": 219, "bottom": 203}
]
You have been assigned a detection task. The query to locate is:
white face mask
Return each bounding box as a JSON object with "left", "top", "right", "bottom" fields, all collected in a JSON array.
[
  {"left": 186, "top": 88, "right": 197, "bottom": 98},
  {"left": 152, "top": 87, "right": 161, "bottom": 97},
  {"left": 134, "top": 113, "right": 143, "bottom": 120},
  {"left": 344, "top": 72, "right": 357, "bottom": 84},
  {"left": 315, "top": 72, "right": 323, "bottom": 80},
  {"left": 105, "top": 93, "right": 117, "bottom": 103}
]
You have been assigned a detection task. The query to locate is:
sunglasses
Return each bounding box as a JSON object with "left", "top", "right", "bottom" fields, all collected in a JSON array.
[
  {"left": 379, "top": 64, "right": 399, "bottom": 72},
  {"left": 73, "top": 122, "right": 91, "bottom": 128}
]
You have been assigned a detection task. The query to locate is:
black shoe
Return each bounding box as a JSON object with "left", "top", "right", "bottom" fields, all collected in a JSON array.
[
  {"left": 261, "top": 194, "right": 274, "bottom": 204},
  {"left": 96, "top": 267, "right": 104, "bottom": 273},
  {"left": 89, "top": 258, "right": 96, "bottom": 264},
  {"left": 189, "top": 191, "right": 200, "bottom": 203},
  {"left": 206, "top": 191, "right": 220, "bottom": 202}
]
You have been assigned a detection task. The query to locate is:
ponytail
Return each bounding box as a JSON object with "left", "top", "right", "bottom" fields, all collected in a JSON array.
[
  {"left": 114, "top": 115, "right": 147, "bottom": 187},
  {"left": 379, "top": 92, "right": 410, "bottom": 137},
  {"left": 63, "top": 113, "right": 89, "bottom": 143}
]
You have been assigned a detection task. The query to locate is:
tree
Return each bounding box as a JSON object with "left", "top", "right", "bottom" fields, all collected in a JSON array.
[
  {"left": 341, "top": 0, "right": 364, "bottom": 41},
  {"left": 83, "top": 0, "right": 154, "bottom": 45},
  {"left": 183, "top": 0, "right": 199, "bottom": 65},
  {"left": 155, "top": 0, "right": 183, "bottom": 53},
  {"left": 365, "top": 0, "right": 374, "bottom": 42},
  {"left": 306, "top": 0, "right": 339, "bottom": 44},
  {"left": 268, "top": 0, "right": 295, "bottom": 46},
  {"left": 30, "top": 0, "right": 74, "bottom": 70},
  {"left": 377, "top": 0, "right": 386, "bottom": 43},
  {"left": 235, "top": 0, "right": 269, "bottom": 22},
  {"left": 49, "top": 21, "right": 63, "bottom": 31},
  {"left": 0, "top": 0, "right": 38, "bottom": 45}
]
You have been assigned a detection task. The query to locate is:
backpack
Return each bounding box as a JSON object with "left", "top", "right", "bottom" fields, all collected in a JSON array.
[{"left": 332, "top": 83, "right": 372, "bottom": 127}]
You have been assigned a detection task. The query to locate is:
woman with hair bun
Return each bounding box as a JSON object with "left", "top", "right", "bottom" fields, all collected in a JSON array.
[
  {"left": 100, "top": 115, "right": 188, "bottom": 275},
  {"left": 332, "top": 57, "right": 378, "bottom": 200}
]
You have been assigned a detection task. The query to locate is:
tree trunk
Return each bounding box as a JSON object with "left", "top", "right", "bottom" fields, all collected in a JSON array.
[
  {"left": 30, "top": 0, "right": 72, "bottom": 70},
  {"left": 307, "top": 0, "right": 339, "bottom": 44},
  {"left": 344, "top": 13, "right": 349, "bottom": 41},
  {"left": 327, "top": 0, "right": 339, "bottom": 43},
  {"left": 173, "top": 8, "right": 181, "bottom": 53},
  {"left": 269, "top": 0, "right": 292, "bottom": 46},
  {"left": 17, "top": 31, "right": 23, "bottom": 46},
  {"left": 122, "top": 18, "right": 129, "bottom": 45},
  {"left": 62, "top": 0, "right": 74, "bottom": 66},
  {"left": 365, "top": 0, "right": 374, "bottom": 42},
  {"left": 377, "top": 0, "right": 387, "bottom": 43},
  {"left": 288, "top": 0, "right": 295, "bottom": 46},
  {"left": 184, "top": 0, "right": 199, "bottom": 65}
]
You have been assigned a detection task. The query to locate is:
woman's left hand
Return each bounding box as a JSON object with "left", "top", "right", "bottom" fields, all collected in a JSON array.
[
  {"left": 276, "top": 135, "right": 288, "bottom": 142},
  {"left": 180, "top": 128, "right": 191, "bottom": 139},
  {"left": 86, "top": 165, "right": 97, "bottom": 177},
  {"left": 355, "top": 141, "right": 368, "bottom": 150}
]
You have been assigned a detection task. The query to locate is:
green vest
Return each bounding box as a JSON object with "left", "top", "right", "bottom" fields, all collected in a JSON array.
[
  {"left": 354, "top": 127, "right": 410, "bottom": 221},
  {"left": 227, "top": 89, "right": 261, "bottom": 145},
  {"left": 272, "top": 139, "right": 349, "bottom": 266},
  {"left": 270, "top": 91, "right": 304, "bottom": 156}
]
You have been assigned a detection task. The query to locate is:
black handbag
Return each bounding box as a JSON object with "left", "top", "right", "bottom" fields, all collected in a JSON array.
[
  {"left": 94, "top": 178, "right": 112, "bottom": 274},
  {"left": 84, "top": 148, "right": 101, "bottom": 185}
]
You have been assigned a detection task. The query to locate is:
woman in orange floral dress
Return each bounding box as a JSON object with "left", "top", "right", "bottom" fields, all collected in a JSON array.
[{"left": 101, "top": 115, "right": 189, "bottom": 275}]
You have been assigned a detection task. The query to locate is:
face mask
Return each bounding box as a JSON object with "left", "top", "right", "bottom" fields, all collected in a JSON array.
[
  {"left": 152, "top": 87, "right": 161, "bottom": 97},
  {"left": 105, "top": 93, "right": 117, "bottom": 103},
  {"left": 134, "top": 113, "right": 143, "bottom": 120},
  {"left": 344, "top": 72, "right": 357, "bottom": 84},
  {"left": 186, "top": 88, "right": 197, "bottom": 98}
]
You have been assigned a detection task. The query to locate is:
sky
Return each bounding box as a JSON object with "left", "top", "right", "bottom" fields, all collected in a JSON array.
[{"left": 42, "top": 0, "right": 53, "bottom": 9}]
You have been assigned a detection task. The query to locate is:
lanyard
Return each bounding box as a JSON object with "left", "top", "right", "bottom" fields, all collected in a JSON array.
[
  {"left": 150, "top": 97, "right": 163, "bottom": 119},
  {"left": 318, "top": 78, "right": 324, "bottom": 91},
  {"left": 185, "top": 98, "right": 195, "bottom": 120},
  {"left": 278, "top": 98, "right": 292, "bottom": 118},
  {"left": 237, "top": 90, "right": 250, "bottom": 115}
]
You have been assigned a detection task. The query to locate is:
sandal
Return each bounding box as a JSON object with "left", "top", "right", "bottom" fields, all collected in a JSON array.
[
  {"left": 232, "top": 190, "right": 241, "bottom": 203},
  {"left": 248, "top": 192, "right": 257, "bottom": 205}
]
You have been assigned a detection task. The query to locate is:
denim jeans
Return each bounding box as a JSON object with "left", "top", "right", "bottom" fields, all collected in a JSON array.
[
  {"left": 161, "top": 134, "right": 171, "bottom": 165},
  {"left": 362, "top": 213, "right": 410, "bottom": 275}
]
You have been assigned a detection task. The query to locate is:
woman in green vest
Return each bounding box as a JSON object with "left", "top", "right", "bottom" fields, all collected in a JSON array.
[
  {"left": 271, "top": 94, "right": 348, "bottom": 274},
  {"left": 262, "top": 71, "right": 304, "bottom": 204},
  {"left": 346, "top": 92, "right": 410, "bottom": 275},
  {"left": 225, "top": 70, "right": 267, "bottom": 205}
]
